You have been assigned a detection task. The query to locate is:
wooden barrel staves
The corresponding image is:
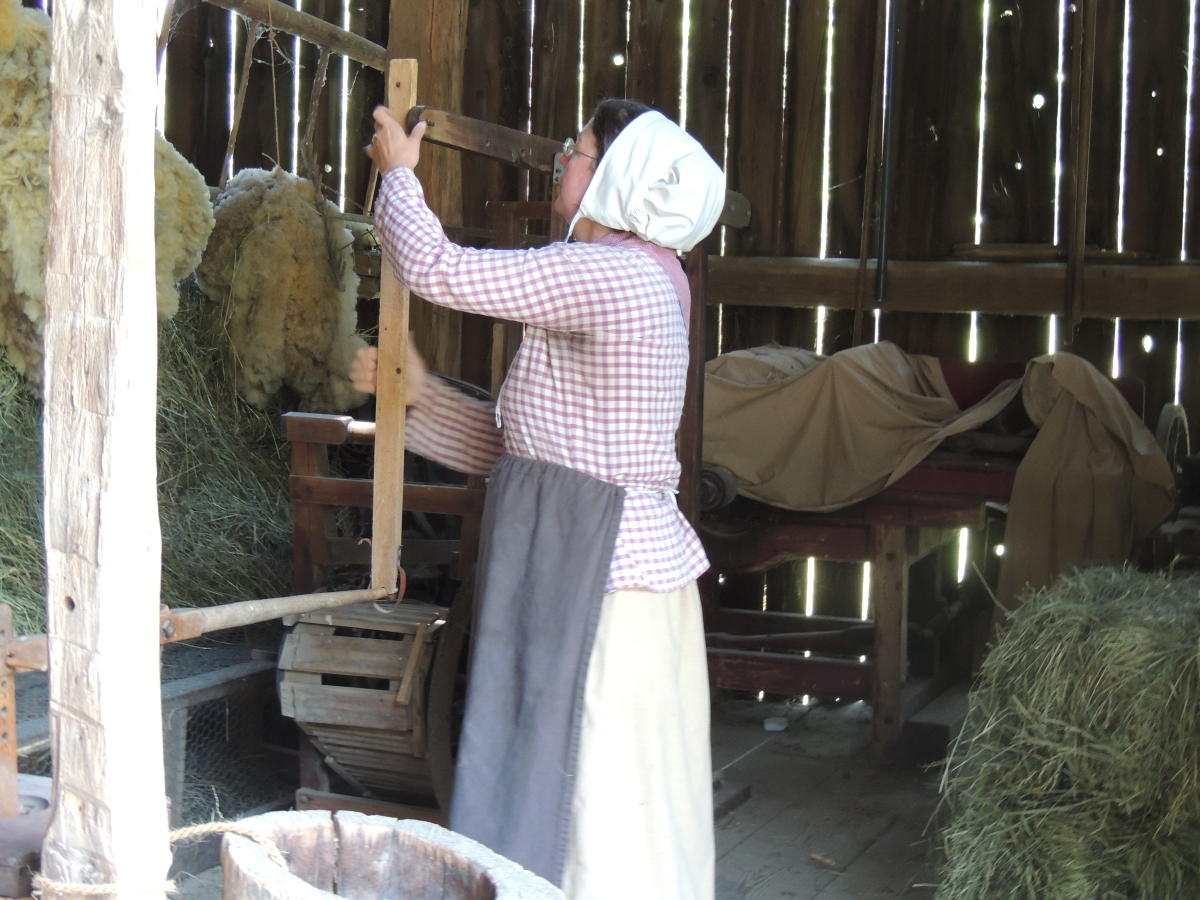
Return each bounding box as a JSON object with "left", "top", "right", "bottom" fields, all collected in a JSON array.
[{"left": 221, "top": 810, "right": 563, "bottom": 898}]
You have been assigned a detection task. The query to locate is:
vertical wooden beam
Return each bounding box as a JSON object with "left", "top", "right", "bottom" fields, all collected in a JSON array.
[
  {"left": 0, "top": 607, "right": 15, "bottom": 819},
  {"left": 370, "top": 59, "right": 417, "bottom": 597},
  {"left": 870, "top": 525, "right": 908, "bottom": 761},
  {"left": 41, "top": 1, "right": 171, "bottom": 895}
]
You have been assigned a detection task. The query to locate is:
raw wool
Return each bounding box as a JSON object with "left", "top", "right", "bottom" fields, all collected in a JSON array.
[
  {"left": 936, "top": 567, "right": 1200, "bottom": 899},
  {"left": 196, "top": 167, "right": 367, "bottom": 412},
  {"left": 155, "top": 131, "right": 217, "bottom": 320},
  {"left": 0, "top": 0, "right": 213, "bottom": 383},
  {"left": 0, "top": 0, "right": 49, "bottom": 379}
]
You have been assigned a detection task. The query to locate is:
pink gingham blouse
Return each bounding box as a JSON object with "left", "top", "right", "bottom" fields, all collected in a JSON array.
[{"left": 376, "top": 167, "right": 709, "bottom": 593}]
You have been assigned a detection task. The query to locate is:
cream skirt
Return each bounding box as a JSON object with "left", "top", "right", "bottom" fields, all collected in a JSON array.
[{"left": 561, "top": 582, "right": 715, "bottom": 900}]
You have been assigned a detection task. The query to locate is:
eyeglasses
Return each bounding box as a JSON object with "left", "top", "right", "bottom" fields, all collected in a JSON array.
[
  {"left": 561, "top": 137, "right": 597, "bottom": 163},
  {"left": 554, "top": 137, "right": 598, "bottom": 184}
]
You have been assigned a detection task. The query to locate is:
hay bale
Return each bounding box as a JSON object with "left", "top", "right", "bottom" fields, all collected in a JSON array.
[
  {"left": 0, "top": 281, "right": 291, "bottom": 633},
  {"left": 937, "top": 568, "right": 1200, "bottom": 899}
]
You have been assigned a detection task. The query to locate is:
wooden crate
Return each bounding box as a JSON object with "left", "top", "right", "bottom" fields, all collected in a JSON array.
[{"left": 278, "top": 600, "right": 446, "bottom": 802}]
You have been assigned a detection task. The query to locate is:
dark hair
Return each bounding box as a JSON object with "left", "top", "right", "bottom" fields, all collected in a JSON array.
[{"left": 589, "top": 98, "right": 653, "bottom": 160}]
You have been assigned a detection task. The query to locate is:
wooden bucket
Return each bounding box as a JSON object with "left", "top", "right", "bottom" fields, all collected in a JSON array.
[
  {"left": 221, "top": 810, "right": 562, "bottom": 899},
  {"left": 278, "top": 600, "right": 447, "bottom": 803}
]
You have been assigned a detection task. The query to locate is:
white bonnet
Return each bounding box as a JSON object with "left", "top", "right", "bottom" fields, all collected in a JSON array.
[{"left": 567, "top": 110, "right": 726, "bottom": 252}]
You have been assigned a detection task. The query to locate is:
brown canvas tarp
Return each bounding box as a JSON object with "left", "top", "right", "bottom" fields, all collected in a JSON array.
[{"left": 702, "top": 342, "right": 1175, "bottom": 608}]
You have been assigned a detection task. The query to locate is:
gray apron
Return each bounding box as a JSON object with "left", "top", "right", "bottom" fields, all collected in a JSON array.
[{"left": 448, "top": 454, "right": 625, "bottom": 886}]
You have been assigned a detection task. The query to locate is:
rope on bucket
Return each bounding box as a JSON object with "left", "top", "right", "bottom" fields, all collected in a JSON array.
[{"left": 10, "top": 821, "right": 288, "bottom": 898}]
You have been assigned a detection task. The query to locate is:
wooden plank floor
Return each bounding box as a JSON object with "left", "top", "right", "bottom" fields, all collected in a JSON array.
[
  {"left": 178, "top": 694, "right": 942, "bottom": 898},
  {"left": 712, "top": 695, "right": 940, "bottom": 900}
]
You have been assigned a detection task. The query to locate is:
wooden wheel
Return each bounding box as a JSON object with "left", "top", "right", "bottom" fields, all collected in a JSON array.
[
  {"left": 426, "top": 573, "right": 475, "bottom": 811},
  {"left": 1155, "top": 403, "right": 1190, "bottom": 476}
]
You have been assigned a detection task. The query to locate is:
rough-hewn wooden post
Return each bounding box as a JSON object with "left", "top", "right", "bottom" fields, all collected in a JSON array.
[
  {"left": 40, "top": 1, "right": 171, "bottom": 896},
  {"left": 370, "top": 59, "right": 417, "bottom": 597}
]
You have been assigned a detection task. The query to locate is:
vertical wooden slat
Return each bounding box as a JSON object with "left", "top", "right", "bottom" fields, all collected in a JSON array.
[
  {"left": 627, "top": 0, "right": 684, "bottom": 115},
  {"left": 462, "top": 0, "right": 530, "bottom": 228},
  {"left": 781, "top": 0, "right": 829, "bottom": 257},
  {"left": 1083, "top": 0, "right": 1126, "bottom": 252},
  {"left": 825, "top": 0, "right": 880, "bottom": 261},
  {"left": 162, "top": 0, "right": 209, "bottom": 168},
  {"left": 340, "top": 3, "right": 386, "bottom": 215},
  {"left": 1178, "top": 322, "right": 1200, "bottom": 441},
  {"left": 531, "top": 0, "right": 582, "bottom": 151},
  {"left": 889, "top": 0, "right": 984, "bottom": 259},
  {"left": 41, "top": 0, "right": 171, "bottom": 893},
  {"left": 684, "top": 0, "right": 730, "bottom": 357},
  {"left": 1118, "top": 319, "right": 1178, "bottom": 429},
  {"left": 684, "top": 0, "right": 730, "bottom": 177},
  {"left": 1119, "top": 1, "right": 1191, "bottom": 259},
  {"left": 880, "top": 310, "right": 973, "bottom": 360},
  {"left": 885, "top": 0, "right": 983, "bottom": 361},
  {"left": 973, "top": 0, "right": 1060, "bottom": 371},
  {"left": 1064, "top": 315, "right": 1116, "bottom": 374},
  {"left": 389, "top": 0, "right": 468, "bottom": 377},
  {"left": 979, "top": 0, "right": 1061, "bottom": 246},
  {"left": 370, "top": 59, "right": 417, "bottom": 597},
  {"left": 460, "top": 0, "right": 532, "bottom": 386},
  {"left": 724, "top": 0, "right": 787, "bottom": 258},
  {"left": 975, "top": 314, "right": 1048, "bottom": 364},
  {"left": 583, "top": 0, "right": 629, "bottom": 112}
]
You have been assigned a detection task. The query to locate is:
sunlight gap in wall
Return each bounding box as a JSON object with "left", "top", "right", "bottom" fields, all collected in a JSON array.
[
  {"left": 679, "top": 0, "right": 692, "bottom": 127},
  {"left": 1109, "top": 0, "right": 1133, "bottom": 378},
  {"left": 969, "top": 0, "right": 992, "bottom": 365},
  {"left": 814, "top": 0, "right": 836, "bottom": 357},
  {"left": 1048, "top": 0, "right": 1069, "bottom": 354},
  {"left": 577, "top": 0, "right": 588, "bottom": 134},
  {"left": 337, "top": 0, "right": 350, "bottom": 211},
  {"left": 227, "top": 11, "right": 237, "bottom": 182},
  {"left": 805, "top": 557, "right": 816, "bottom": 617},
  {"left": 1175, "top": 0, "right": 1197, "bottom": 403},
  {"left": 716, "top": 0, "right": 735, "bottom": 353},
  {"left": 1183, "top": 0, "right": 1198, "bottom": 264},
  {"left": 291, "top": 2, "right": 302, "bottom": 172}
]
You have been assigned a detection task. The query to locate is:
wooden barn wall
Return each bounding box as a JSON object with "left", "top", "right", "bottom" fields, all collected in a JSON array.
[{"left": 151, "top": 0, "right": 1198, "bottom": 623}]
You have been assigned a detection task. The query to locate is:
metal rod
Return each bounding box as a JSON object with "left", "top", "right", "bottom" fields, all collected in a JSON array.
[{"left": 159, "top": 587, "right": 393, "bottom": 643}]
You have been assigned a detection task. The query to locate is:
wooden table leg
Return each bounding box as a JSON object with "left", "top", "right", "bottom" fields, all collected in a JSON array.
[{"left": 871, "top": 525, "right": 909, "bottom": 761}]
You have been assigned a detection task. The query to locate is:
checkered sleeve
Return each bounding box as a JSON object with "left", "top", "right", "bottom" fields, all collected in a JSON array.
[
  {"left": 405, "top": 375, "right": 503, "bottom": 476},
  {"left": 376, "top": 168, "right": 666, "bottom": 335}
]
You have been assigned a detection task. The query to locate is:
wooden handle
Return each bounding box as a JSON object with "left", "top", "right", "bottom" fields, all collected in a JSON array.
[{"left": 370, "top": 59, "right": 419, "bottom": 596}]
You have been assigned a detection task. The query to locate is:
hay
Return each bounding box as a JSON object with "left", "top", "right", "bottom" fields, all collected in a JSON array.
[
  {"left": 0, "top": 280, "right": 292, "bottom": 633},
  {"left": 937, "top": 567, "right": 1200, "bottom": 899}
]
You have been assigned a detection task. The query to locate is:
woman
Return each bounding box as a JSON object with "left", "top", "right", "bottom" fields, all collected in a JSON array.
[{"left": 354, "top": 99, "right": 725, "bottom": 899}]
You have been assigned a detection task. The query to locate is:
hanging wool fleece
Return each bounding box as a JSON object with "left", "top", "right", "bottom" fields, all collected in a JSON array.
[
  {"left": 196, "top": 167, "right": 367, "bottom": 412},
  {"left": 0, "top": 0, "right": 214, "bottom": 385}
]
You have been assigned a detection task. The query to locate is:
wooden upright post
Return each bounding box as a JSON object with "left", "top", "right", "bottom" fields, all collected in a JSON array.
[
  {"left": 370, "top": 59, "right": 418, "bottom": 596},
  {"left": 40, "top": 2, "right": 171, "bottom": 897}
]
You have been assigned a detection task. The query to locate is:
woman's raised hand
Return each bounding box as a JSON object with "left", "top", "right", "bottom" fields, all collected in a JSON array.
[
  {"left": 349, "top": 345, "right": 378, "bottom": 394},
  {"left": 348, "top": 335, "right": 428, "bottom": 404},
  {"left": 365, "top": 106, "right": 428, "bottom": 173}
]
